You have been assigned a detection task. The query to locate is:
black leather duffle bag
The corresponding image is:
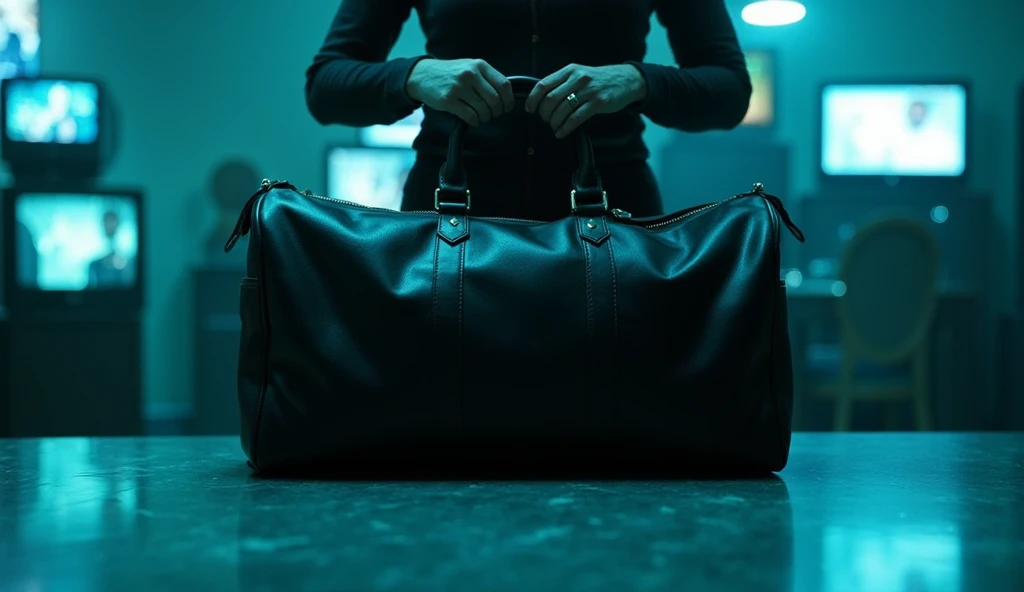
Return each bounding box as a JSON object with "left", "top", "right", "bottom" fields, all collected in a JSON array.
[{"left": 225, "top": 77, "right": 805, "bottom": 474}]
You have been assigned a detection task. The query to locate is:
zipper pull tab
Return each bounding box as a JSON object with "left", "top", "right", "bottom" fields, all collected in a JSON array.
[
  {"left": 224, "top": 179, "right": 295, "bottom": 252},
  {"left": 751, "top": 183, "right": 805, "bottom": 243},
  {"left": 611, "top": 208, "right": 632, "bottom": 219}
]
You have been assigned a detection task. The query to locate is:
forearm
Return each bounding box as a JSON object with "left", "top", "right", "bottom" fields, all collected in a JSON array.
[
  {"left": 626, "top": 61, "right": 752, "bottom": 132},
  {"left": 305, "top": 55, "right": 428, "bottom": 127}
]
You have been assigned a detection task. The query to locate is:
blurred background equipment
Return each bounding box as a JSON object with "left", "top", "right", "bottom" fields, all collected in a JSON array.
[
  {"left": 819, "top": 81, "right": 969, "bottom": 191},
  {"left": 1, "top": 186, "right": 144, "bottom": 437},
  {"left": 997, "top": 83, "right": 1024, "bottom": 431},
  {"left": 324, "top": 143, "right": 415, "bottom": 211},
  {"left": 801, "top": 218, "right": 938, "bottom": 431},
  {"left": 205, "top": 157, "right": 260, "bottom": 261},
  {"left": 0, "top": 0, "right": 39, "bottom": 80},
  {"left": 359, "top": 108, "right": 422, "bottom": 149},
  {"left": 0, "top": 1, "right": 142, "bottom": 437},
  {"left": 190, "top": 157, "right": 260, "bottom": 435},
  {"left": 0, "top": 76, "right": 116, "bottom": 180}
]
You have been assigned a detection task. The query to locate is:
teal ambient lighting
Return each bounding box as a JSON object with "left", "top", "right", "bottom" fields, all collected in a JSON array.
[{"left": 742, "top": 1, "right": 807, "bottom": 27}]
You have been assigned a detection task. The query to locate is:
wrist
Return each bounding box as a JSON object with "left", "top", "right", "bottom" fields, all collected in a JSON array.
[
  {"left": 621, "top": 63, "right": 648, "bottom": 105},
  {"left": 405, "top": 58, "right": 435, "bottom": 104}
]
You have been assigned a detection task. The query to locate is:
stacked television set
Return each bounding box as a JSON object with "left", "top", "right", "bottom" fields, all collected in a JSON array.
[{"left": 1, "top": 73, "right": 142, "bottom": 318}]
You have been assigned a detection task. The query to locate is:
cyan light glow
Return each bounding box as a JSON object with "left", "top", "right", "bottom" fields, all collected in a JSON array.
[{"left": 741, "top": 1, "right": 807, "bottom": 27}]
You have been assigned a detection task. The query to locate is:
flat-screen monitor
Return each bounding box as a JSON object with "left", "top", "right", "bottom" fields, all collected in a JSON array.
[
  {"left": 741, "top": 50, "right": 774, "bottom": 127},
  {"left": 359, "top": 109, "right": 423, "bottom": 149},
  {"left": 325, "top": 145, "right": 415, "bottom": 210},
  {"left": 2, "top": 187, "right": 144, "bottom": 315},
  {"left": 1, "top": 76, "right": 105, "bottom": 177},
  {"left": 0, "top": 0, "right": 40, "bottom": 80},
  {"left": 821, "top": 83, "right": 968, "bottom": 182}
]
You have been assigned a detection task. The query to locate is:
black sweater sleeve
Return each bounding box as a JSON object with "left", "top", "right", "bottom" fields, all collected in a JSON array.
[
  {"left": 626, "top": 0, "right": 752, "bottom": 132},
  {"left": 305, "top": 0, "right": 429, "bottom": 127}
]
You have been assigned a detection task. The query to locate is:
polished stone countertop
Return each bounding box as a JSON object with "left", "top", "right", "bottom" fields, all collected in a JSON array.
[{"left": 0, "top": 433, "right": 1021, "bottom": 591}]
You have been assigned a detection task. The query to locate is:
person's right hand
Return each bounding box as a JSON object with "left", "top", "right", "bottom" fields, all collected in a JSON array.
[{"left": 405, "top": 59, "right": 515, "bottom": 127}]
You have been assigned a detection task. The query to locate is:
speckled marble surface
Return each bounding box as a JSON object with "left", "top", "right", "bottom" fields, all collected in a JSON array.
[{"left": 0, "top": 433, "right": 1021, "bottom": 591}]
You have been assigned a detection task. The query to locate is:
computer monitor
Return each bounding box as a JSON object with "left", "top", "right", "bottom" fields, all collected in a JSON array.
[
  {"left": 820, "top": 82, "right": 969, "bottom": 188},
  {"left": 741, "top": 50, "right": 775, "bottom": 128},
  {"left": 358, "top": 109, "right": 423, "bottom": 149},
  {"left": 324, "top": 145, "right": 416, "bottom": 210},
  {"left": 2, "top": 186, "right": 144, "bottom": 315},
  {"left": 0, "top": 0, "right": 40, "bottom": 80},
  {"left": 1, "top": 76, "right": 106, "bottom": 177}
]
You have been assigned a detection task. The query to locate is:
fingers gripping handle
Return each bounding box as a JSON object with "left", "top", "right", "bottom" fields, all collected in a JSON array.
[{"left": 436, "top": 76, "right": 605, "bottom": 214}]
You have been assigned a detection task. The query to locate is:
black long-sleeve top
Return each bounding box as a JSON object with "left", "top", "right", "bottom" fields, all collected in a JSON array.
[{"left": 306, "top": 0, "right": 751, "bottom": 169}]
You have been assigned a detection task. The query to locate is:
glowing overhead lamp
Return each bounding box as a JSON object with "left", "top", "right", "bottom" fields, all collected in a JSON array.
[{"left": 741, "top": 1, "right": 807, "bottom": 27}]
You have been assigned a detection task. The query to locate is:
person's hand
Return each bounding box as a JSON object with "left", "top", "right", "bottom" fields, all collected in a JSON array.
[
  {"left": 524, "top": 64, "right": 647, "bottom": 139},
  {"left": 406, "top": 58, "right": 516, "bottom": 127}
]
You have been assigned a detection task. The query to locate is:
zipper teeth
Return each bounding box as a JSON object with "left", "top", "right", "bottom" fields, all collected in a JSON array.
[
  {"left": 643, "top": 193, "right": 752, "bottom": 229},
  {"left": 645, "top": 203, "right": 720, "bottom": 229}
]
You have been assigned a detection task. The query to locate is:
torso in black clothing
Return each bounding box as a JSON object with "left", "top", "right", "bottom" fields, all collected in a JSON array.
[
  {"left": 306, "top": 0, "right": 750, "bottom": 219},
  {"left": 409, "top": 0, "right": 660, "bottom": 218}
]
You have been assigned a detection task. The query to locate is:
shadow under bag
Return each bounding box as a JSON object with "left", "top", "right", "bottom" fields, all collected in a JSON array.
[{"left": 224, "top": 76, "right": 805, "bottom": 475}]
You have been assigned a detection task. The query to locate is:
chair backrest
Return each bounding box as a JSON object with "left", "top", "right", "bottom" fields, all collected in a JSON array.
[{"left": 836, "top": 217, "right": 940, "bottom": 364}]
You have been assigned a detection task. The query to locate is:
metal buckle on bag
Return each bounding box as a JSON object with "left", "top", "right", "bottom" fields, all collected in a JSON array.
[
  {"left": 434, "top": 188, "right": 471, "bottom": 211},
  {"left": 570, "top": 189, "right": 608, "bottom": 213}
]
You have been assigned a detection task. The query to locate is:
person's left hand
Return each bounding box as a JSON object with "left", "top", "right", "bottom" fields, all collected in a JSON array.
[{"left": 524, "top": 64, "right": 647, "bottom": 139}]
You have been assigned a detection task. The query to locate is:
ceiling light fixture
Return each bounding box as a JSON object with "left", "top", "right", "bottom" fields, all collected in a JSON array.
[{"left": 741, "top": 0, "right": 807, "bottom": 27}]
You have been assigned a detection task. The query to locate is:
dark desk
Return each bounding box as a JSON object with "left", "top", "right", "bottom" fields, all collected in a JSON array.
[
  {"left": 787, "top": 279, "right": 985, "bottom": 430},
  {"left": 0, "top": 434, "right": 1021, "bottom": 591}
]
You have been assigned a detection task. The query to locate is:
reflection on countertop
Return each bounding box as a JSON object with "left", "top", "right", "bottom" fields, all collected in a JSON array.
[{"left": 0, "top": 433, "right": 1021, "bottom": 592}]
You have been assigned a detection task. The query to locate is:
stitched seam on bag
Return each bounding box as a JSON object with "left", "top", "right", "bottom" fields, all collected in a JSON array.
[
  {"left": 607, "top": 239, "right": 619, "bottom": 341},
  {"left": 250, "top": 197, "right": 271, "bottom": 470},
  {"left": 431, "top": 237, "right": 440, "bottom": 335},
  {"left": 581, "top": 235, "right": 595, "bottom": 429},
  {"left": 457, "top": 241, "right": 466, "bottom": 430},
  {"left": 761, "top": 198, "right": 787, "bottom": 463}
]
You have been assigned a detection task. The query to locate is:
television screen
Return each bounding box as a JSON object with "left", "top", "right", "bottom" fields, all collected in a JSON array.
[
  {"left": 742, "top": 50, "right": 774, "bottom": 127},
  {"left": 326, "top": 146, "right": 415, "bottom": 210},
  {"left": 0, "top": 0, "right": 39, "bottom": 79},
  {"left": 4, "top": 78, "right": 100, "bottom": 144},
  {"left": 14, "top": 192, "right": 139, "bottom": 291},
  {"left": 359, "top": 109, "right": 423, "bottom": 148},
  {"left": 822, "top": 84, "right": 967, "bottom": 177}
]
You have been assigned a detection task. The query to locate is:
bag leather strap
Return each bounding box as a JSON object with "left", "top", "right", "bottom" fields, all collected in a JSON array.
[{"left": 435, "top": 76, "right": 607, "bottom": 214}]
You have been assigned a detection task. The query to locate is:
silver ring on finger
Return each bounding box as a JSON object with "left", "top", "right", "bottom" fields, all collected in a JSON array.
[{"left": 565, "top": 92, "right": 581, "bottom": 111}]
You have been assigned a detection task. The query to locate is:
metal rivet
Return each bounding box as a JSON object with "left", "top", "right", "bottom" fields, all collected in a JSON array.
[
  {"left": 449, "top": 218, "right": 459, "bottom": 227},
  {"left": 586, "top": 219, "right": 597, "bottom": 230}
]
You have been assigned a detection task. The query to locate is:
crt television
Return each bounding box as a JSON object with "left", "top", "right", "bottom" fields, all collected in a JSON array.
[
  {"left": 2, "top": 186, "right": 144, "bottom": 315},
  {"left": 0, "top": 0, "right": 39, "bottom": 80},
  {"left": 358, "top": 109, "right": 423, "bottom": 149},
  {"left": 820, "top": 82, "right": 969, "bottom": 187},
  {"left": 1, "top": 76, "right": 105, "bottom": 176},
  {"left": 741, "top": 49, "right": 775, "bottom": 128},
  {"left": 324, "top": 145, "right": 416, "bottom": 210}
]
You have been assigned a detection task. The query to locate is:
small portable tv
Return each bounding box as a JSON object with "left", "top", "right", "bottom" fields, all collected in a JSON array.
[
  {"left": 741, "top": 49, "right": 775, "bottom": 128},
  {"left": 2, "top": 186, "right": 144, "bottom": 316},
  {"left": 1, "top": 76, "right": 105, "bottom": 178},
  {"left": 820, "top": 82, "right": 969, "bottom": 188},
  {"left": 324, "top": 145, "right": 416, "bottom": 210},
  {"left": 358, "top": 109, "right": 423, "bottom": 149},
  {"left": 0, "top": 0, "right": 40, "bottom": 80}
]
